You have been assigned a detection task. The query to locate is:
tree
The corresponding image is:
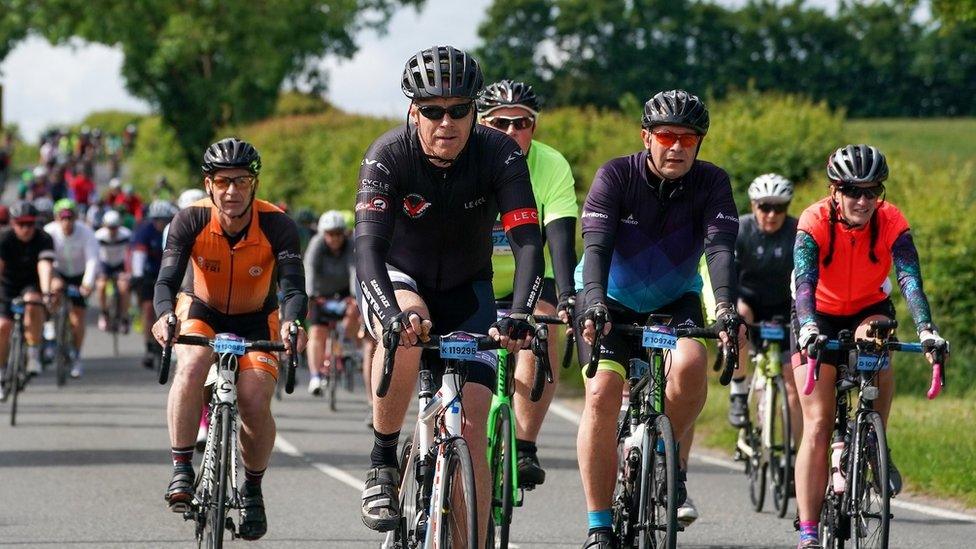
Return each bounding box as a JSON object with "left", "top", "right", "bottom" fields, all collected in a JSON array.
[{"left": 0, "top": 0, "right": 422, "bottom": 171}]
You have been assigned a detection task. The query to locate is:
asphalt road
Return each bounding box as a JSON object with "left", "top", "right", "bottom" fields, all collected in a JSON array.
[{"left": 1, "top": 322, "right": 973, "bottom": 548}]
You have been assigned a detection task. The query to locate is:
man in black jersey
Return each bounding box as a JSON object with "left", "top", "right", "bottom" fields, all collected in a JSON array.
[
  {"left": 356, "top": 46, "right": 544, "bottom": 546},
  {"left": 0, "top": 201, "right": 55, "bottom": 399}
]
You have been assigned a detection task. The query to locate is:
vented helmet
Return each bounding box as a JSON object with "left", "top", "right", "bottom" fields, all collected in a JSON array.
[
  {"left": 477, "top": 80, "right": 541, "bottom": 116},
  {"left": 401, "top": 46, "right": 484, "bottom": 100},
  {"left": 827, "top": 144, "right": 888, "bottom": 184},
  {"left": 641, "top": 89, "right": 710, "bottom": 135},
  {"left": 748, "top": 174, "right": 794, "bottom": 204},
  {"left": 201, "top": 137, "right": 262, "bottom": 175}
]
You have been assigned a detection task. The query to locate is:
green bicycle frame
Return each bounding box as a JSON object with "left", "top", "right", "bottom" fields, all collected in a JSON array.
[{"left": 486, "top": 347, "right": 523, "bottom": 523}]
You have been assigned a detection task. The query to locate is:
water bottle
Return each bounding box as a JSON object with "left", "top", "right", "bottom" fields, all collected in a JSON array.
[
  {"left": 830, "top": 440, "right": 847, "bottom": 493},
  {"left": 623, "top": 421, "right": 646, "bottom": 454}
]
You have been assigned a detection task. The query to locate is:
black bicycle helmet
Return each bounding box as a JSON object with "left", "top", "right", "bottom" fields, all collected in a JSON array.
[
  {"left": 9, "top": 200, "right": 39, "bottom": 221},
  {"left": 641, "top": 89, "right": 710, "bottom": 135},
  {"left": 401, "top": 46, "right": 484, "bottom": 100},
  {"left": 201, "top": 137, "right": 262, "bottom": 175},
  {"left": 826, "top": 144, "right": 888, "bottom": 184},
  {"left": 476, "top": 79, "right": 541, "bottom": 115}
]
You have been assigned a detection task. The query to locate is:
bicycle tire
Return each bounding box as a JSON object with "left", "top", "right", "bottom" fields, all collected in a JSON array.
[
  {"left": 8, "top": 323, "right": 24, "bottom": 426},
  {"left": 851, "top": 411, "right": 890, "bottom": 549},
  {"left": 437, "top": 437, "right": 478, "bottom": 549},
  {"left": 639, "top": 414, "right": 678, "bottom": 549},
  {"left": 391, "top": 434, "right": 419, "bottom": 548},
  {"left": 204, "top": 407, "right": 231, "bottom": 549},
  {"left": 770, "top": 375, "right": 793, "bottom": 518},
  {"left": 328, "top": 361, "right": 338, "bottom": 412},
  {"left": 110, "top": 283, "right": 119, "bottom": 357},
  {"left": 55, "top": 305, "right": 69, "bottom": 387},
  {"left": 748, "top": 426, "right": 767, "bottom": 512},
  {"left": 489, "top": 405, "right": 515, "bottom": 549}
]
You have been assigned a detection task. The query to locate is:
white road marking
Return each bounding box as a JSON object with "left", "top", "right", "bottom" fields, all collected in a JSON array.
[
  {"left": 274, "top": 434, "right": 364, "bottom": 491},
  {"left": 549, "top": 400, "right": 976, "bottom": 523}
]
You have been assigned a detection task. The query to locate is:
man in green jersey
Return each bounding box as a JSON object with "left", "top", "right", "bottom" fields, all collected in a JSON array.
[{"left": 478, "top": 80, "right": 579, "bottom": 487}]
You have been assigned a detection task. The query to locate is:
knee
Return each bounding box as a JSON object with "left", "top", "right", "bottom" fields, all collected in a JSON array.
[
  {"left": 237, "top": 391, "right": 271, "bottom": 424},
  {"left": 584, "top": 374, "right": 623, "bottom": 417},
  {"left": 801, "top": 415, "right": 834, "bottom": 447}
]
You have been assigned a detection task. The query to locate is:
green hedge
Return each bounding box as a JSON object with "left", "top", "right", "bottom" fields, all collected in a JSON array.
[{"left": 79, "top": 110, "right": 144, "bottom": 136}]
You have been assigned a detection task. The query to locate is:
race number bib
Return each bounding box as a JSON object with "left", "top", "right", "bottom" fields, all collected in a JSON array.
[
  {"left": 440, "top": 332, "right": 478, "bottom": 360},
  {"left": 642, "top": 326, "right": 677, "bottom": 350},
  {"left": 492, "top": 222, "right": 511, "bottom": 255}
]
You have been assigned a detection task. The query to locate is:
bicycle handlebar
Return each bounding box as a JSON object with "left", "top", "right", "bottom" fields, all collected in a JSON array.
[
  {"left": 584, "top": 319, "right": 724, "bottom": 379},
  {"left": 158, "top": 315, "right": 177, "bottom": 385},
  {"left": 531, "top": 314, "right": 575, "bottom": 370}
]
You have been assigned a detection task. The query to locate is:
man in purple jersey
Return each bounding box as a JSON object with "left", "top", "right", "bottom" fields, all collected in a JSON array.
[{"left": 574, "top": 90, "right": 742, "bottom": 548}]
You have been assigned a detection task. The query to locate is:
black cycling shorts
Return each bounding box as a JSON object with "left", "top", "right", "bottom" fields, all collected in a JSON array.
[
  {"left": 309, "top": 293, "right": 352, "bottom": 326},
  {"left": 790, "top": 298, "right": 895, "bottom": 367},
  {"left": 0, "top": 283, "right": 39, "bottom": 319},
  {"left": 739, "top": 296, "right": 791, "bottom": 325},
  {"left": 574, "top": 292, "right": 705, "bottom": 379},
  {"left": 56, "top": 272, "right": 87, "bottom": 308}
]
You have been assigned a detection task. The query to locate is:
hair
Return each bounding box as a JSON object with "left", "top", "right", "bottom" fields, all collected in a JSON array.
[{"left": 822, "top": 196, "right": 879, "bottom": 267}]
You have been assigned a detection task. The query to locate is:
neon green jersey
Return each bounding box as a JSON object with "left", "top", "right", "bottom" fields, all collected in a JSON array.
[{"left": 492, "top": 139, "right": 578, "bottom": 299}]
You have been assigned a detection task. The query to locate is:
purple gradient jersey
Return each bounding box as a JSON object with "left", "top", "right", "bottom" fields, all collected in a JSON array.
[{"left": 574, "top": 151, "right": 739, "bottom": 313}]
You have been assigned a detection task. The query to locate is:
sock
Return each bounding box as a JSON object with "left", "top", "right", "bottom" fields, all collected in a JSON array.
[
  {"left": 245, "top": 468, "right": 266, "bottom": 487},
  {"left": 172, "top": 446, "right": 194, "bottom": 467},
  {"left": 730, "top": 376, "right": 749, "bottom": 396},
  {"left": 370, "top": 429, "right": 400, "bottom": 468},
  {"left": 587, "top": 509, "right": 612, "bottom": 533},
  {"left": 516, "top": 438, "right": 537, "bottom": 456},
  {"left": 799, "top": 520, "right": 819, "bottom": 543},
  {"left": 28, "top": 345, "right": 40, "bottom": 361}
]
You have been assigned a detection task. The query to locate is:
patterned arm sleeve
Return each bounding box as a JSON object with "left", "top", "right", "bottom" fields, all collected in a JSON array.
[
  {"left": 793, "top": 231, "right": 820, "bottom": 327},
  {"left": 891, "top": 230, "right": 934, "bottom": 332}
]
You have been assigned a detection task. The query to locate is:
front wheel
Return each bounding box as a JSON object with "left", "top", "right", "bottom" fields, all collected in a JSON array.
[
  {"left": 202, "top": 407, "right": 231, "bottom": 549},
  {"left": 639, "top": 414, "right": 677, "bottom": 549},
  {"left": 55, "top": 308, "right": 70, "bottom": 387},
  {"left": 488, "top": 405, "right": 515, "bottom": 549},
  {"left": 7, "top": 325, "right": 25, "bottom": 426},
  {"left": 769, "top": 375, "right": 793, "bottom": 518},
  {"left": 437, "top": 438, "right": 478, "bottom": 549},
  {"left": 851, "top": 411, "right": 890, "bottom": 549}
]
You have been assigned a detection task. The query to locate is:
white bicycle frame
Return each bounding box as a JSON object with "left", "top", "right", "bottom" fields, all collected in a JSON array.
[
  {"left": 735, "top": 341, "right": 783, "bottom": 460},
  {"left": 197, "top": 353, "right": 242, "bottom": 513}
]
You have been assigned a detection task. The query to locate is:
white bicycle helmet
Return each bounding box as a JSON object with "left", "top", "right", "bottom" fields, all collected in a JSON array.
[
  {"left": 102, "top": 210, "right": 122, "bottom": 228},
  {"left": 318, "top": 210, "right": 346, "bottom": 233},
  {"left": 747, "top": 173, "right": 794, "bottom": 204},
  {"left": 177, "top": 188, "right": 207, "bottom": 209},
  {"left": 147, "top": 200, "right": 178, "bottom": 221}
]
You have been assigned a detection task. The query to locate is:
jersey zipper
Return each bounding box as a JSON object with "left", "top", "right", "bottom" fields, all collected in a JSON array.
[{"left": 226, "top": 247, "right": 235, "bottom": 314}]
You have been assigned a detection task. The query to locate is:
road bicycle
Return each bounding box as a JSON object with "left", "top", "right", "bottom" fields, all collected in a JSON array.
[
  {"left": 587, "top": 312, "right": 734, "bottom": 549},
  {"left": 3, "top": 295, "right": 46, "bottom": 426},
  {"left": 158, "top": 316, "right": 298, "bottom": 549},
  {"left": 733, "top": 318, "right": 794, "bottom": 518},
  {"left": 52, "top": 285, "right": 82, "bottom": 387},
  {"left": 803, "top": 319, "right": 948, "bottom": 549},
  {"left": 102, "top": 272, "right": 130, "bottom": 357},
  {"left": 380, "top": 326, "right": 518, "bottom": 549}
]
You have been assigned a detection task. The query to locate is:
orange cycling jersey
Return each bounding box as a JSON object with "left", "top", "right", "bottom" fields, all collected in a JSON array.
[
  {"left": 154, "top": 198, "right": 306, "bottom": 322},
  {"left": 797, "top": 197, "right": 909, "bottom": 316}
]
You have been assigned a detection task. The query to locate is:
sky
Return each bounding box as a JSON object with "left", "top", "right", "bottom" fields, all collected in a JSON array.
[{"left": 1, "top": 0, "right": 842, "bottom": 141}]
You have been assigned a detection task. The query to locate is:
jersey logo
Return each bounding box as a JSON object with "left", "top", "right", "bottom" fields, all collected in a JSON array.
[
  {"left": 248, "top": 266, "right": 263, "bottom": 277},
  {"left": 361, "top": 158, "right": 391, "bottom": 176},
  {"left": 464, "top": 196, "right": 486, "bottom": 209},
  {"left": 403, "top": 193, "right": 432, "bottom": 218},
  {"left": 622, "top": 214, "right": 639, "bottom": 225},
  {"left": 715, "top": 212, "right": 738, "bottom": 222},
  {"left": 582, "top": 210, "right": 608, "bottom": 219},
  {"left": 356, "top": 196, "right": 389, "bottom": 213},
  {"left": 361, "top": 178, "right": 390, "bottom": 192},
  {"left": 505, "top": 149, "right": 525, "bottom": 166},
  {"left": 197, "top": 256, "right": 220, "bottom": 273}
]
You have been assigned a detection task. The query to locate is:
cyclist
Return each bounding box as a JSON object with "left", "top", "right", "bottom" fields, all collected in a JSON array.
[
  {"left": 151, "top": 137, "right": 307, "bottom": 541},
  {"left": 0, "top": 201, "right": 55, "bottom": 396},
  {"left": 791, "top": 144, "right": 946, "bottom": 549},
  {"left": 131, "top": 201, "right": 179, "bottom": 369},
  {"left": 477, "top": 79, "right": 579, "bottom": 488},
  {"left": 45, "top": 199, "right": 98, "bottom": 378},
  {"left": 356, "top": 46, "right": 543, "bottom": 546},
  {"left": 94, "top": 210, "right": 133, "bottom": 333},
  {"left": 303, "top": 210, "right": 357, "bottom": 395},
  {"left": 67, "top": 162, "right": 96, "bottom": 213},
  {"left": 726, "top": 174, "right": 799, "bottom": 430},
  {"left": 575, "top": 90, "right": 741, "bottom": 547}
]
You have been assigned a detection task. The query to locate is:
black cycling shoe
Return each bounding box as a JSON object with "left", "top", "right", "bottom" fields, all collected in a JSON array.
[
  {"left": 361, "top": 466, "right": 401, "bottom": 532},
  {"left": 582, "top": 529, "right": 619, "bottom": 549},
  {"left": 238, "top": 482, "right": 268, "bottom": 540},
  {"left": 164, "top": 464, "right": 195, "bottom": 512},
  {"left": 517, "top": 451, "right": 546, "bottom": 488},
  {"left": 888, "top": 454, "right": 903, "bottom": 496},
  {"left": 728, "top": 393, "right": 749, "bottom": 428}
]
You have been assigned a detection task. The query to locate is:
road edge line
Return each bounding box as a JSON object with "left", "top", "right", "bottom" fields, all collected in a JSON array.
[
  {"left": 274, "top": 434, "right": 364, "bottom": 491},
  {"left": 550, "top": 400, "right": 976, "bottom": 523}
]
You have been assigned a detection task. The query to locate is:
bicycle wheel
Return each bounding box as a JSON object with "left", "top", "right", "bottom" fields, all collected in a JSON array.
[
  {"left": 639, "top": 414, "right": 677, "bottom": 549},
  {"left": 489, "top": 405, "right": 515, "bottom": 549},
  {"left": 8, "top": 324, "right": 25, "bottom": 426},
  {"left": 851, "top": 411, "right": 889, "bottom": 549},
  {"left": 203, "top": 407, "right": 231, "bottom": 549},
  {"left": 769, "top": 375, "right": 793, "bottom": 518},
  {"left": 328, "top": 361, "right": 338, "bottom": 412},
  {"left": 55, "top": 306, "right": 70, "bottom": 387},
  {"left": 437, "top": 437, "right": 478, "bottom": 549},
  {"left": 390, "top": 434, "right": 419, "bottom": 548},
  {"left": 747, "top": 425, "right": 767, "bottom": 512},
  {"left": 820, "top": 489, "right": 846, "bottom": 549}
]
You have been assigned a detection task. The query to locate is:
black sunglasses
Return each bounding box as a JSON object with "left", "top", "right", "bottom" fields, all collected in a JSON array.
[
  {"left": 417, "top": 102, "right": 474, "bottom": 121},
  {"left": 485, "top": 116, "right": 535, "bottom": 131},
  {"left": 837, "top": 184, "right": 885, "bottom": 200},
  {"left": 756, "top": 202, "right": 789, "bottom": 214}
]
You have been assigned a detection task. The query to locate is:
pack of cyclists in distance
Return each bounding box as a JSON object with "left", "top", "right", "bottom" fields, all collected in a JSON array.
[{"left": 0, "top": 44, "right": 950, "bottom": 549}]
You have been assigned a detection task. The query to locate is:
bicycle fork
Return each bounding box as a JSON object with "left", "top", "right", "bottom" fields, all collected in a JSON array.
[{"left": 422, "top": 370, "right": 464, "bottom": 547}]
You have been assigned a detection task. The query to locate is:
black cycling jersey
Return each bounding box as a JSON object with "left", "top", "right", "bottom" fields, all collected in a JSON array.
[
  {"left": 736, "top": 213, "right": 797, "bottom": 310},
  {"left": 355, "top": 124, "right": 544, "bottom": 326},
  {"left": 0, "top": 227, "right": 55, "bottom": 290}
]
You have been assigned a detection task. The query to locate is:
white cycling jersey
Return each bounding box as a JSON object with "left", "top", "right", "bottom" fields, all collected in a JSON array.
[
  {"left": 44, "top": 220, "right": 99, "bottom": 287},
  {"left": 94, "top": 226, "right": 132, "bottom": 267}
]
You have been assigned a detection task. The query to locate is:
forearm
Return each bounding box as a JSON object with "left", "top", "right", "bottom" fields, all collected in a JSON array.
[
  {"left": 355, "top": 232, "right": 400, "bottom": 324},
  {"left": 508, "top": 223, "right": 544, "bottom": 315},
  {"left": 545, "top": 217, "right": 578, "bottom": 300},
  {"left": 580, "top": 231, "right": 613, "bottom": 310},
  {"left": 277, "top": 260, "right": 308, "bottom": 323},
  {"left": 704, "top": 231, "right": 737, "bottom": 307},
  {"left": 892, "top": 231, "right": 933, "bottom": 331},
  {"left": 793, "top": 231, "right": 820, "bottom": 327},
  {"left": 38, "top": 260, "right": 53, "bottom": 295}
]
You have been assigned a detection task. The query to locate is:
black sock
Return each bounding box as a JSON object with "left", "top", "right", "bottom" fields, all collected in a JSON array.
[
  {"left": 370, "top": 429, "right": 400, "bottom": 468},
  {"left": 245, "top": 468, "right": 266, "bottom": 487},
  {"left": 172, "top": 446, "right": 194, "bottom": 467},
  {"left": 516, "top": 438, "right": 537, "bottom": 456}
]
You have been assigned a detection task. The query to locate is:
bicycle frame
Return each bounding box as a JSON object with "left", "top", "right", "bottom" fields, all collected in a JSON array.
[{"left": 486, "top": 348, "right": 523, "bottom": 512}]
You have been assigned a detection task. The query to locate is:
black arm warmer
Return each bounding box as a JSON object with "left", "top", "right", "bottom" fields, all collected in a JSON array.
[
  {"left": 153, "top": 247, "right": 191, "bottom": 319},
  {"left": 704, "top": 230, "right": 738, "bottom": 307},
  {"left": 354, "top": 232, "right": 401, "bottom": 325},
  {"left": 277, "top": 259, "right": 308, "bottom": 323},
  {"left": 581, "top": 231, "right": 614, "bottom": 310},
  {"left": 507, "top": 222, "right": 544, "bottom": 315},
  {"left": 546, "top": 217, "right": 578, "bottom": 300}
]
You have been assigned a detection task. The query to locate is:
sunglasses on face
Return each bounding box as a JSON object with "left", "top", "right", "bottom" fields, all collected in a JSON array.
[
  {"left": 484, "top": 116, "right": 535, "bottom": 131},
  {"left": 756, "top": 202, "right": 789, "bottom": 214},
  {"left": 416, "top": 102, "right": 474, "bottom": 121},
  {"left": 837, "top": 184, "right": 884, "bottom": 200},
  {"left": 651, "top": 131, "right": 701, "bottom": 148},
  {"left": 325, "top": 230, "right": 345, "bottom": 237},
  {"left": 210, "top": 174, "right": 256, "bottom": 191},
  {"left": 14, "top": 220, "right": 35, "bottom": 228}
]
